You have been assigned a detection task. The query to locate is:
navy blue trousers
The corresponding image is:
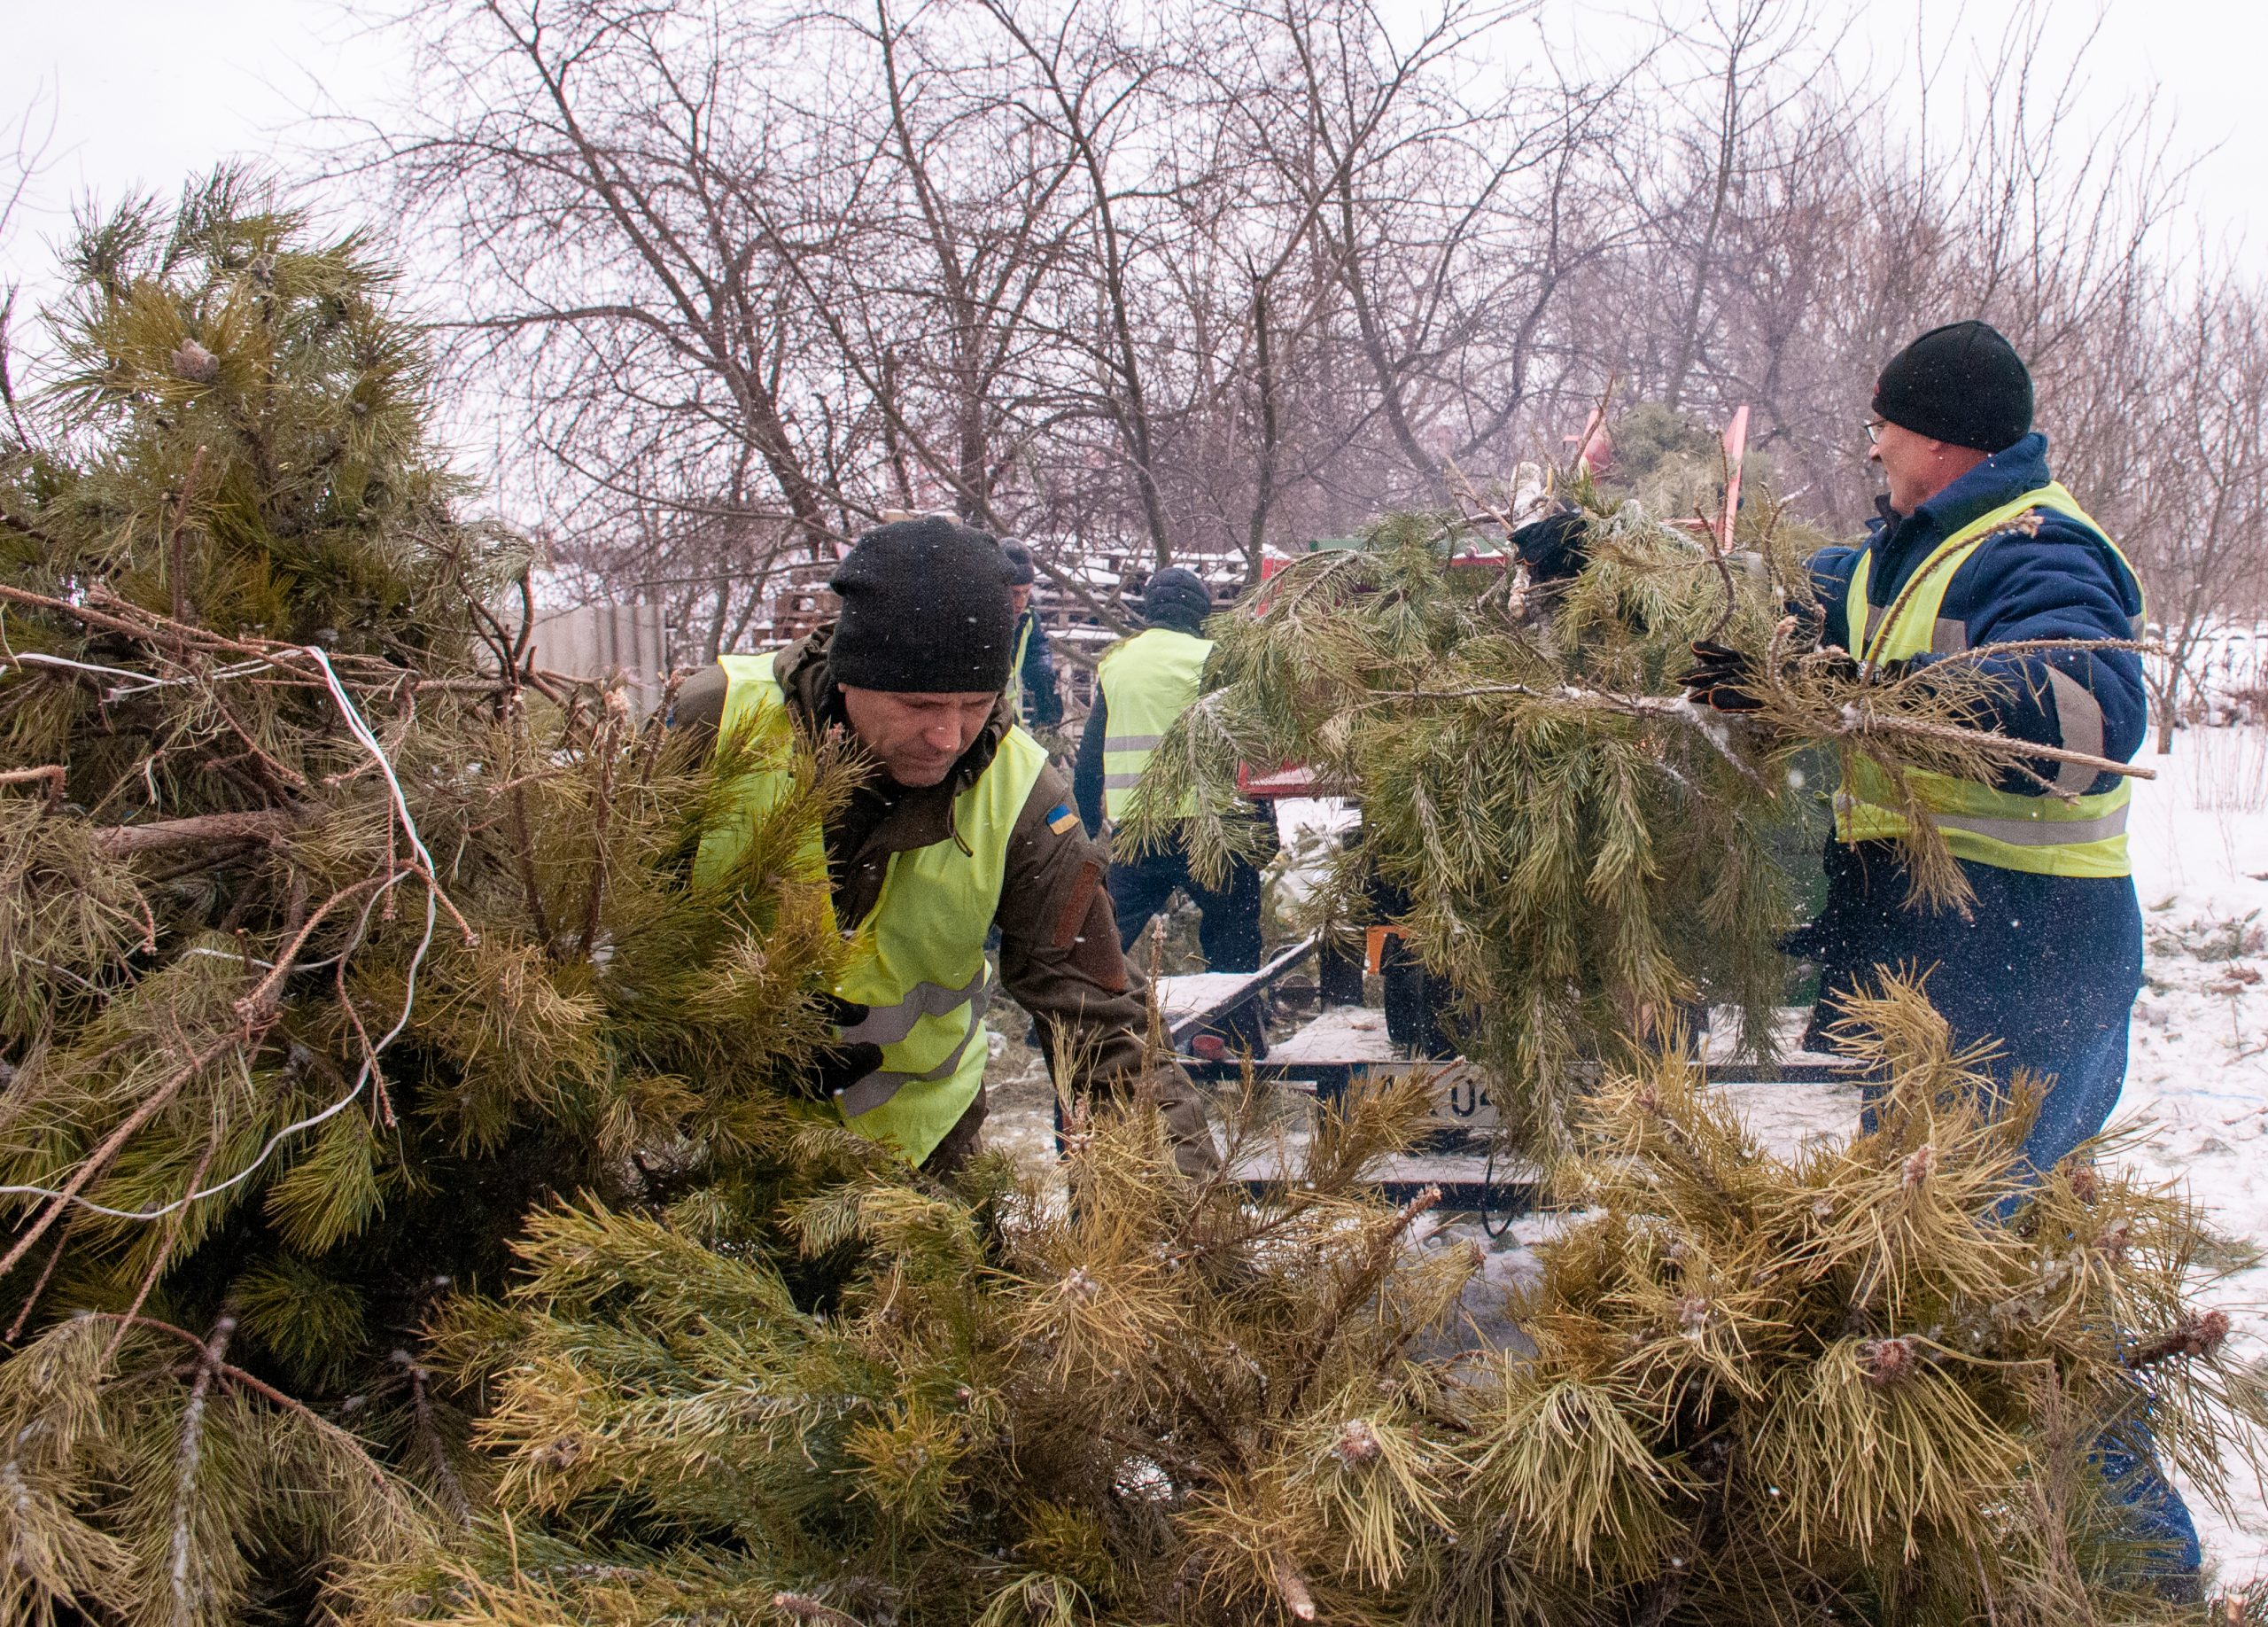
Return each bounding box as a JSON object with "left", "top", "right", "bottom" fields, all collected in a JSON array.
[
  {"left": 1110, "top": 828, "right": 1267, "bottom": 1053},
  {"left": 1109, "top": 830, "right": 1264, "bottom": 971},
  {"left": 1799, "top": 843, "right": 2143, "bottom": 1172},
  {"left": 1799, "top": 843, "right": 2198, "bottom": 1582}
]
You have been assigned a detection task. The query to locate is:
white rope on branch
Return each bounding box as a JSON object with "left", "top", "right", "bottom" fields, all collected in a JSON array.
[
  {"left": 5, "top": 650, "right": 272, "bottom": 700},
  {"left": 0, "top": 648, "right": 444, "bottom": 1221}
]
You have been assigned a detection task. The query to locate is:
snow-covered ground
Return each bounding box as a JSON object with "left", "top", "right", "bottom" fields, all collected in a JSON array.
[{"left": 2124, "top": 724, "right": 2268, "bottom": 1578}]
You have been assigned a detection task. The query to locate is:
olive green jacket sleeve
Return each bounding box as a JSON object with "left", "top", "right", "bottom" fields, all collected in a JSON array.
[
  {"left": 995, "top": 763, "right": 1162, "bottom": 1086},
  {"left": 995, "top": 765, "right": 1217, "bottom": 1172}
]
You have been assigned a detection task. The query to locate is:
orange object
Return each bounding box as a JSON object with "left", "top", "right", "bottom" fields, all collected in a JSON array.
[
  {"left": 1363, "top": 924, "right": 1405, "bottom": 977},
  {"left": 1717, "top": 404, "right": 1750, "bottom": 547}
]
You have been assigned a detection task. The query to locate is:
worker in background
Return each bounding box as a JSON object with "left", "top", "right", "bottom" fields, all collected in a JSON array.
[
  {"left": 672, "top": 518, "right": 1216, "bottom": 1176},
  {"left": 1681, "top": 320, "right": 2192, "bottom": 1591},
  {"left": 998, "top": 540, "right": 1063, "bottom": 729},
  {"left": 1075, "top": 566, "right": 1274, "bottom": 1051}
]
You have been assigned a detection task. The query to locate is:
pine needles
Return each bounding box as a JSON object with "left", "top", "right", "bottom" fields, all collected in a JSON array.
[
  {"left": 0, "top": 175, "right": 848, "bottom": 1621},
  {"left": 0, "top": 182, "right": 2242, "bottom": 1624},
  {"left": 1123, "top": 509, "right": 1816, "bottom": 1146},
  {"left": 378, "top": 979, "right": 2266, "bottom": 1625},
  {"left": 1124, "top": 501, "right": 2154, "bottom": 1146},
  {"left": 1497, "top": 974, "right": 2268, "bottom": 1623}
]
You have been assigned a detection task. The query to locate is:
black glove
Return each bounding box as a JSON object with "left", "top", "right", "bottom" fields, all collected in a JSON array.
[
  {"left": 1509, "top": 511, "right": 1589, "bottom": 585},
  {"left": 800, "top": 994, "right": 884, "bottom": 1102},
  {"left": 1681, "top": 642, "right": 1876, "bottom": 712},
  {"left": 1678, "top": 640, "right": 1766, "bottom": 712}
]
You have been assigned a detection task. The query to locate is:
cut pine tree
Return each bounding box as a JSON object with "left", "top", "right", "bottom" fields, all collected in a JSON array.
[{"left": 378, "top": 980, "right": 2266, "bottom": 1625}]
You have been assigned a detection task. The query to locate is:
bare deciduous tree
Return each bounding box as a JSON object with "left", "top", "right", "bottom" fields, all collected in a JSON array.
[{"left": 353, "top": 0, "right": 2267, "bottom": 677}]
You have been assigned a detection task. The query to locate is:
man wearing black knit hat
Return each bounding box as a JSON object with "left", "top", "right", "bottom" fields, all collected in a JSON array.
[
  {"left": 672, "top": 517, "right": 1217, "bottom": 1176},
  {"left": 1683, "top": 323, "right": 2192, "bottom": 1590}
]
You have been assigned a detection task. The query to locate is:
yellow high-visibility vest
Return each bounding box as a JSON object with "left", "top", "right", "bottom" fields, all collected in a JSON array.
[
  {"left": 1096, "top": 626, "right": 1212, "bottom": 821},
  {"left": 1835, "top": 482, "right": 2145, "bottom": 878},
  {"left": 692, "top": 656, "right": 1047, "bottom": 1164}
]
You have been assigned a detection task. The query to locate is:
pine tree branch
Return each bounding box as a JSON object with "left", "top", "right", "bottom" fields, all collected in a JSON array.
[
  {"left": 202, "top": 687, "right": 310, "bottom": 795},
  {"left": 0, "top": 1028, "right": 252, "bottom": 1283},
  {"left": 167, "top": 1302, "right": 238, "bottom": 1620},
  {"left": 165, "top": 445, "right": 207, "bottom": 627},
  {"left": 1152, "top": 1366, "right": 1252, "bottom": 1477},
  {"left": 1272, "top": 549, "right": 1371, "bottom": 626},
  {"left": 1377, "top": 681, "right": 2154, "bottom": 783},
  {"left": 0, "top": 581, "right": 486, "bottom": 699},
  {"left": 337, "top": 933, "right": 394, "bottom": 1128},
  {"left": 0, "top": 580, "right": 177, "bottom": 646},
  {"left": 2124, "top": 1311, "right": 2232, "bottom": 1371},
  {"left": 1832, "top": 709, "right": 2155, "bottom": 783},
  {"left": 0, "top": 765, "right": 65, "bottom": 798},
  {"left": 86, "top": 1313, "right": 392, "bottom": 1485},
  {"left": 575, "top": 699, "right": 627, "bottom": 960},
  {"left": 299, "top": 650, "right": 478, "bottom": 949},
  {"left": 504, "top": 701, "right": 555, "bottom": 952},
  {"left": 1270, "top": 1549, "right": 1318, "bottom": 1622},
  {"left": 3, "top": 1221, "right": 69, "bottom": 1342},
  {"left": 93, "top": 808, "right": 304, "bottom": 857},
  {"left": 397, "top": 1351, "right": 470, "bottom": 1526},
  {"left": 511, "top": 572, "right": 538, "bottom": 675},
  {"left": 1283, "top": 1184, "right": 1441, "bottom": 1414},
  {"left": 106, "top": 1121, "right": 225, "bottom": 1359},
  {"left": 235, "top": 872, "right": 405, "bottom": 1024}
]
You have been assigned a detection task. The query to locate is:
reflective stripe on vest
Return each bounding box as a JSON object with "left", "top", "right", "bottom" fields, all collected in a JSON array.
[
  {"left": 1006, "top": 614, "right": 1032, "bottom": 714},
  {"left": 1095, "top": 626, "right": 1213, "bottom": 821},
  {"left": 1835, "top": 482, "right": 2144, "bottom": 879},
  {"left": 690, "top": 655, "right": 1048, "bottom": 1163}
]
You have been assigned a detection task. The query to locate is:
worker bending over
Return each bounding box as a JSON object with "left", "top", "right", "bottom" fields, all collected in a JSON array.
[{"left": 674, "top": 518, "right": 1216, "bottom": 1175}]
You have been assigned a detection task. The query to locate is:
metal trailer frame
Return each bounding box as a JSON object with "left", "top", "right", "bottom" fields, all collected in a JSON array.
[{"left": 1153, "top": 936, "right": 1859, "bottom": 1212}]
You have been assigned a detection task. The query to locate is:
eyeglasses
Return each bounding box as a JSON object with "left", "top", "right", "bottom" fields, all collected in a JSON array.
[{"left": 1862, "top": 417, "right": 1885, "bottom": 446}]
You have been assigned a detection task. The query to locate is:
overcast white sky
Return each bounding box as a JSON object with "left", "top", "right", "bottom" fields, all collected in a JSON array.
[
  {"left": 2, "top": 3, "right": 400, "bottom": 292},
  {"left": 4, "top": 0, "right": 2264, "bottom": 296}
]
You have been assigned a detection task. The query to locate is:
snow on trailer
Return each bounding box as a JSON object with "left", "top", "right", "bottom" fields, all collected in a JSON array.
[{"left": 1154, "top": 943, "right": 1863, "bottom": 1213}]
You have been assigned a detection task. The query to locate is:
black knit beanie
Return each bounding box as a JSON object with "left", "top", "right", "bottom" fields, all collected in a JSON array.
[
  {"left": 827, "top": 518, "right": 1016, "bottom": 692},
  {"left": 1873, "top": 321, "right": 2033, "bottom": 452},
  {"left": 1143, "top": 566, "right": 1213, "bottom": 634},
  {"left": 998, "top": 539, "right": 1037, "bottom": 586}
]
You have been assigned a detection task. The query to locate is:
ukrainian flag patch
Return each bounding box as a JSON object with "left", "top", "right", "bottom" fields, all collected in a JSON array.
[{"left": 1046, "top": 802, "right": 1080, "bottom": 834}]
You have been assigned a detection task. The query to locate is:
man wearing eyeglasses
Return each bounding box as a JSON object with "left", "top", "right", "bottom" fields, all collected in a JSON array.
[
  {"left": 1687, "top": 322, "right": 2148, "bottom": 1172},
  {"left": 1783, "top": 323, "right": 2149, "bottom": 1172},
  {"left": 1689, "top": 321, "right": 2187, "bottom": 1589}
]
